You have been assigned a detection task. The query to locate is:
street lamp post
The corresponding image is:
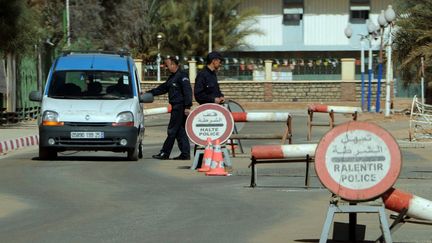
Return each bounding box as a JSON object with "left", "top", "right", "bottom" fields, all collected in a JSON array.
[
  {"left": 384, "top": 5, "right": 396, "bottom": 117},
  {"left": 360, "top": 37, "right": 367, "bottom": 111},
  {"left": 156, "top": 32, "right": 164, "bottom": 82},
  {"left": 376, "top": 10, "right": 387, "bottom": 113},
  {"left": 208, "top": 0, "right": 213, "bottom": 53},
  {"left": 367, "top": 19, "right": 378, "bottom": 112},
  {"left": 421, "top": 56, "right": 425, "bottom": 105},
  {"left": 344, "top": 25, "right": 367, "bottom": 111},
  {"left": 66, "top": 0, "right": 71, "bottom": 47}
]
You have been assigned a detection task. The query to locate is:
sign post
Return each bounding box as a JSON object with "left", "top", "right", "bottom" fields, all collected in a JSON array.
[
  {"left": 186, "top": 104, "right": 234, "bottom": 170},
  {"left": 315, "top": 121, "right": 401, "bottom": 242}
]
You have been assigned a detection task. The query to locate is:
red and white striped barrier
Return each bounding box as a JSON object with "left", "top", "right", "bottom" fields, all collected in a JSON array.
[
  {"left": 307, "top": 104, "right": 360, "bottom": 141},
  {"left": 0, "top": 135, "right": 39, "bottom": 155},
  {"left": 251, "top": 144, "right": 317, "bottom": 159},
  {"left": 308, "top": 104, "right": 361, "bottom": 114},
  {"left": 382, "top": 187, "right": 432, "bottom": 221},
  {"left": 143, "top": 104, "right": 172, "bottom": 116},
  {"left": 231, "top": 112, "right": 291, "bottom": 122}
]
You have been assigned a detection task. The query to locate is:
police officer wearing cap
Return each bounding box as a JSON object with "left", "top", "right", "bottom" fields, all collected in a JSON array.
[
  {"left": 147, "top": 56, "right": 193, "bottom": 160},
  {"left": 194, "top": 51, "right": 225, "bottom": 105}
]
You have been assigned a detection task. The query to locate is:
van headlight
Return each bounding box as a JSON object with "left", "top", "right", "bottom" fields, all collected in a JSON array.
[
  {"left": 42, "top": 110, "right": 64, "bottom": 126},
  {"left": 112, "top": 111, "right": 134, "bottom": 127}
]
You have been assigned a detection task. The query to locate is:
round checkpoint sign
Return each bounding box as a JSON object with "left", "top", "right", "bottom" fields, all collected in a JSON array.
[
  {"left": 186, "top": 104, "right": 234, "bottom": 146},
  {"left": 315, "top": 121, "right": 402, "bottom": 202}
]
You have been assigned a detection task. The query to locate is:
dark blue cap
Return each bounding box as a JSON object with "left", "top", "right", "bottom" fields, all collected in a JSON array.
[{"left": 206, "top": 51, "right": 223, "bottom": 64}]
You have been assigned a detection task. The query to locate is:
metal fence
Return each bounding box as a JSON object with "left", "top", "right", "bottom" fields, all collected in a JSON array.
[
  {"left": 140, "top": 57, "right": 422, "bottom": 98},
  {"left": 354, "top": 57, "right": 387, "bottom": 80},
  {"left": 143, "top": 57, "right": 342, "bottom": 81},
  {"left": 394, "top": 79, "right": 422, "bottom": 98}
]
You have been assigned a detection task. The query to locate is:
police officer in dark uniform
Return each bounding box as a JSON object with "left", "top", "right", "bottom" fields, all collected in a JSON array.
[
  {"left": 147, "top": 56, "right": 193, "bottom": 160},
  {"left": 194, "top": 51, "right": 225, "bottom": 105}
]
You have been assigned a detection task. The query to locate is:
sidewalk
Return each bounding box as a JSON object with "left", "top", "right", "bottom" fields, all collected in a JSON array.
[{"left": 0, "top": 120, "right": 39, "bottom": 155}]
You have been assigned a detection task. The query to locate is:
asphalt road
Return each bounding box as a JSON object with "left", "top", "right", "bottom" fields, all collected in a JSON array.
[{"left": 0, "top": 111, "right": 431, "bottom": 243}]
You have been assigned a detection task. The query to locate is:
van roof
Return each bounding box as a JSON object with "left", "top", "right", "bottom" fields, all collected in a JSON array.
[{"left": 55, "top": 53, "right": 129, "bottom": 72}]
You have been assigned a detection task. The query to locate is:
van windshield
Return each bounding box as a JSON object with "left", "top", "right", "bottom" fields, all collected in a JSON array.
[{"left": 48, "top": 71, "right": 133, "bottom": 99}]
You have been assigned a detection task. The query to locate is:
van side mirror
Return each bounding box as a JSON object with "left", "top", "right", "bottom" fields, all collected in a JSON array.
[
  {"left": 29, "top": 91, "right": 42, "bottom": 102},
  {"left": 139, "top": 92, "right": 154, "bottom": 103}
]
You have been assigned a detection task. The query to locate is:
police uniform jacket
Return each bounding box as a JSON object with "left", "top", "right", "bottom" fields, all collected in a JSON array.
[
  {"left": 148, "top": 69, "right": 192, "bottom": 108},
  {"left": 194, "top": 66, "right": 224, "bottom": 104}
]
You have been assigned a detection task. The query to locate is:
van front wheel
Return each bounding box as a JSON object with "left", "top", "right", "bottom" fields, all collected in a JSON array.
[
  {"left": 127, "top": 146, "right": 138, "bottom": 161},
  {"left": 138, "top": 142, "right": 143, "bottom": 159},
  {"left": 39, "top": 147, "right": 57, "bottom": 160}
]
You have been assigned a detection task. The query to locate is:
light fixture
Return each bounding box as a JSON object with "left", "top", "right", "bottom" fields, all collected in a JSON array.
[
  {"left": 384, "top": 5, "right": 396, "bottom": 23},
  {"left": 378, "top": 10, "right": 387, "bottom": 27},
  {"left": 344, "top": 25, "right": 353, "bottom": 39}
]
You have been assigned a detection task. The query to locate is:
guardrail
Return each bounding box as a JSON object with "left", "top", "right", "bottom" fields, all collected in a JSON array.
[
  {"left": 143, "top": 105, "right": 172, "bottom": 116},
  {"left": 0, "top": 106, "right": 40, "bottom": 125},
  {"left": 228, "top": 111, "right": 293, "bottom": 157},
  {"left": 409, "top": 95, "right": 432, "bottom": 141},
  {"left": 250, "top": 144, "right": 317, "bottom": 187}
]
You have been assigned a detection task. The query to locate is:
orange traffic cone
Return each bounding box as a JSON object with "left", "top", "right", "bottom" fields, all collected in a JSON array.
[
  {"left": 205, "top": 139, "right": 228, "bottom": 176},
  {"left": 198, "top": 138, "right": 213, "bottom": 172}
]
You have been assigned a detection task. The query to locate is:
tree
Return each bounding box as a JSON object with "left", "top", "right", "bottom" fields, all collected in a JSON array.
[
  {"left": 68, "top": 0, "right": 104, "bottom": 50},
  {"left": 0, "top": 0, "right": 42, "bottom": 54},
  {"left": 100, "top": 0, "right": 161, "bottom": 57},
  {"left": 393, "top": 0, "right": 432, "bottom": 86},
  {"left": 0, "top": 0, "right": 259, "bottom": 58},
  {"left": 39, "top": 0, "right": 65, "bottom": 46},
  {"left": 157, "top": 0, "right": 260, "bottom": 57},
  {"left": 62, "top": 0, "right": 159, "bottom": 55}
]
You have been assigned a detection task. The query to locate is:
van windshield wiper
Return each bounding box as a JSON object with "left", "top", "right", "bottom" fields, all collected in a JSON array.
[
  {"left": 49, "top": 95, "right": 82, "bottom": 99},
  {"left": 103, "top": 94, "right": 132, "bottom": 99},
  {"left": 80, "top": 96, "right": 105, "bottom": 99}
]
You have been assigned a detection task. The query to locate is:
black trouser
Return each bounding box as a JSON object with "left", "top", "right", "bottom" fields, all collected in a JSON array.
[{"left": 161, "top": 104, "right": 190, "bottom": 156}]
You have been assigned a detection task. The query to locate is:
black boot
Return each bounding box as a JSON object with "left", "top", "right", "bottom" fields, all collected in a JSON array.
[
  {"left": 152, "top": 152, "right": 169, "bottom": 160},
  {"left": 172, "top": 154, "right": 191, "bottom": 160}
]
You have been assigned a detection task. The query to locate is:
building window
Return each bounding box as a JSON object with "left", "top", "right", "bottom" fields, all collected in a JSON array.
[
  {"left": 350, "top": 0, "right": 370, "bottom": 23},
  {"left": 283, "top": 0, "right": 303, "bottom": 25}
]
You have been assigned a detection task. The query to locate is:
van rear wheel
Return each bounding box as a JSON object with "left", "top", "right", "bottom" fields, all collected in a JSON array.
[{"left": 39, "top": 147, "right": 57, "bottom": 160}]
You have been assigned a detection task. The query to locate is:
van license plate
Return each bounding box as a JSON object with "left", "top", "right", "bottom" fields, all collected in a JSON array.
[{"left": 71, "top": 132, "right": 104, "bottom": 139}]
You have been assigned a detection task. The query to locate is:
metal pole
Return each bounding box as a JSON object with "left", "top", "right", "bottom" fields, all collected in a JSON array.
[
  {"left": 208, "top": 0, "right": 213, "bottom": 53},
  {"left": 349, "top": 203, "right": 357, "bottom": 241},
  {"left": 66, "top": 0, "right": 71, "bottom": 47},
  {"left": 376, "top": 28, "right": 384, "bottom": 113},
  {"left": 368, "top": 38, "right": 373, "bottom": 112},
  {"left": 360, "top": 39, "right": 366, "bottom": 111},
  {"left": 384, "top": 25, "right": 393, "bottom": 116},
  {"left": 37, "top": 45, "right": 43, "bottom": 92},
  {"left": 157, "top": 42, "right": 161, "bottom": 82},
  {"left": 421, "top": 56, "right": 425, "bottom": 105}
]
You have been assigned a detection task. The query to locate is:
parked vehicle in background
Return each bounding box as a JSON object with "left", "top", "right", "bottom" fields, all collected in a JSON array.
[{"left": 30, "top": 51, "right": 153, "bottom": 161}]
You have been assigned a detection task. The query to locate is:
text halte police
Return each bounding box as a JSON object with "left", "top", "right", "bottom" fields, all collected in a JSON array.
[{"left": 199, "top": 127, "right": 220, "bottom": 137}]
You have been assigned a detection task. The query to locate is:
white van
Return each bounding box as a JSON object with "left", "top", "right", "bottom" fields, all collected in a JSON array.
[{"left": 29, "top": 51, "right": 153, "bottom": 160}]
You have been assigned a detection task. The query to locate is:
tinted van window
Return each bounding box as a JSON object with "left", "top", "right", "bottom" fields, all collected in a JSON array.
[{"left": 48, "top": 71, "right": 132, "bottom": 99}]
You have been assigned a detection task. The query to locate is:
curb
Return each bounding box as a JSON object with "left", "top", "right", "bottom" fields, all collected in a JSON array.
[
  {"left": 0, "top": 135, "right": 39, "bottom": 155},
  {"left": 397, "top": 140, "right": 432, "bottom": 148}
]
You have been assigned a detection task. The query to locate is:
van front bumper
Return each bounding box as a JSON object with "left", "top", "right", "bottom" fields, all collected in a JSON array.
[{"left": 39, "top": 124, "right": 139, "bottom": 152}]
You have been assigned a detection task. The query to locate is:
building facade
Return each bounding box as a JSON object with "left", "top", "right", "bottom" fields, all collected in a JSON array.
[{"left": 238, "top": 0, "right": 393, "bottom": 55}]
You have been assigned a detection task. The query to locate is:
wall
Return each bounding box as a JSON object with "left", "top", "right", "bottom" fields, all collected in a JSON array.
[
  {"left": 142, "top": 80, "right": 387, "bottom": 104},
  {"left": 304, "top": 0, "right": 348, "bottom": 46}
]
